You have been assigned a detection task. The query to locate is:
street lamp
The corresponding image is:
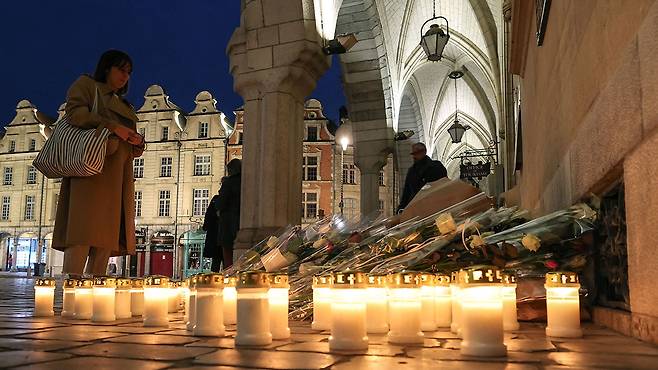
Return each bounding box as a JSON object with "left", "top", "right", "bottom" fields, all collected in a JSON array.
[
  {"left": 420, "top": 0, "right": 450, "bottom": 62},
  {"left": 335, "top": 119, "right": 353, "bottom": 215}
]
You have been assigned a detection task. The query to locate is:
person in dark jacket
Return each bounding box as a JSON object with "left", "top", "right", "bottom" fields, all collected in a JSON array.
[
  {"left": 216, "top": 158, "right": 242, "bottom": 268},
  {"left": 397, "top": 142, "right": 448, "bottom": 212},
  {"left": 202, "top": 193, "right": 222, "bottom": 272}
]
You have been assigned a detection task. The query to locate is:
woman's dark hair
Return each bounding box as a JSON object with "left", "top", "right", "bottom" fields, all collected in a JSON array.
[
  {"left": 227, "top": 159, "right": 242, "bottom": 177},
  {"left": 93, "top": 49, "right": 133, "bottom": 96}
]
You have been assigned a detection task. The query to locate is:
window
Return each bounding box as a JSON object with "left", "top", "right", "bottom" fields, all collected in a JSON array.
[
  {"left": 198, "top": 122, "right": 209, "bottom": 138},
  {"left": 161, "top": 126, "right": 169, "bottom": 141},
  {"left": 193, "top": 189, "right": 210, "bottom": 216},
  {"left": 134, "top": 191, "right": 142, "bottom": 217},
  {"left": 307, "top": 126, "right": 318, "bottom": 141},
  {"left": 26, "top": 166, "right": 37, "bottom": 184},
  {"left": 379, "top": 169, "right": 385, "bottom": 186},
  {"left": 303, "top": 156, "right": 318, "bottom": 181},
  {"left": 342, "top": 164, "right": 356, "bottom": 184},
  {"left": 302, "top": 192, "right": 318, "bottom": 219},
  {"left": 133, "top": 158, "right": 144, "bottom": 178},
  {"left": 194, "top": 155, "right": 211, "bottom": 176},
  {"left": 24, "top": 195, "right": 35, "bottom": 220},
  {"left": 138, "top": 127, "right": 146, "bottom": 137},
  {"left": 9, "top": 141, "right": 15, "bottom": 153},
  {"left": 29, "top": 139, "right": 37, "bottom": 151},
  {"left": 3, "top": 168, "right": 13, "bottom": 186},
  {"left": 343, "top": 198, "right": 357, "bottom": 220},
  {"left": 160, "top": 157, "right": 172, "bottom": 177},
  {"left": 158, "top": 190, "right": 171, "bottom": 217},
  {"left": 1, "top": 196, "right": 10, "bottom": 221}
]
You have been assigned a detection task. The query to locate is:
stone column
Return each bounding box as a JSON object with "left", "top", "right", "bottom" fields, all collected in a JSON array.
[
  {"left": 10, "top": 237, "right": 18, "bottom": 272},
  {"left": 353, "top": 120, "right": 393, "bottom": 217},
  {"left": 228, "top": 0, "right": 329, "bottom": 258}
]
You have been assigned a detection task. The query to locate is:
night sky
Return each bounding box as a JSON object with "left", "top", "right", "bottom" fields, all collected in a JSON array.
[{"left": 0, "top": 1, "right": 345, "bottom": 130}]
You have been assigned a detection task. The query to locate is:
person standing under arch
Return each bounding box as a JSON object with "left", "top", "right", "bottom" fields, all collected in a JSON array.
[{"left": 397, "top": 142, "right": 447, "bottom": 213}]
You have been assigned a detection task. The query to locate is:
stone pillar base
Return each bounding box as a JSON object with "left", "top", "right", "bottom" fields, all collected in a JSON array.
[{"left": 233, "top": 226, "right": 283, "bottom": 260}]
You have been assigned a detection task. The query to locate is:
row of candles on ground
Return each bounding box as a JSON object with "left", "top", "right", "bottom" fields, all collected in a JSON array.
[{"left": 34, "top": 266, "right": 582, "bottom": 356}]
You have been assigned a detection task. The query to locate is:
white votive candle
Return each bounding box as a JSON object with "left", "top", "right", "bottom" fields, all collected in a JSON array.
[
  {"left": 181, "top": 280, "right": 190, "bottom": 321},
  {"left": 61, "top": 279, "right": 78, "bottom": 318},
  {"left": 460, "top": 266, "right": 506, "bottom": 357},
  {"left": 419, "top": 273, "right": 437, "bottom": 331},
  {"left": 74, "top": 279, "right": 93, "bottom": 320},
  {"left": 143, "top": 275, "right": 170, "bottom": 327},
  {"left": 194, "top": 273, "right": 225, "bottom": 337},
  {"left": 366, "top": 274, "right": 388, "bottom": 334},
  {"left": 167, "top": 281, "right": 180, "bottom": 313},
  {"left": 131, "top": 279, "right": 144, "bottom": 317},
  {"left": 186, "top": 275, "right": 198, "bottom": 331},
  {"left": 387, "top": 272, "right": 423, "bottom": 344},
  {"left": 329, "top": 271, "right": 368, "bottom": 351},
  {"left": 268, "top": 273, "right": 290, "bottom": 340},
  {"left": 502, "top": 273, "right": 519, "bottom": 331},
  {"left": 92, "top": 277, "right": 117, "bottom": 322},
  {"left": 34, "top": 278, "right": 56, "bottom": 317},
  {"left": 115, "top": 278, "right": 132, "bottom": 320},
  {"left": 545, "top": 271, "right": 582, "bottom": 338},
  {"left": 450, "top": 270, "right": 462, "bottom": 335},
  {"left": 434, "top": 274, "right": 451, "bottom": 328},
  {"left": 312, "top": 274, "right": 333, "bottom": 330},
  {"left": 223, "top": 276, "right": 237, "bottom": 326},
  {"left": 235, "top": 271, "right": 272, "bottom": 346}
]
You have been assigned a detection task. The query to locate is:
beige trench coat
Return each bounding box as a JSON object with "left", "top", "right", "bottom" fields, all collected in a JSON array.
[{"left": 52, "top": 75, "right": 139, "bottom": 256}]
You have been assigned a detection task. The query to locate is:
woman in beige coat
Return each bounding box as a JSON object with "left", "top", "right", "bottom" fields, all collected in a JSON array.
[{"left": 53, "top": 50, "right": 145, "bottom": 276}]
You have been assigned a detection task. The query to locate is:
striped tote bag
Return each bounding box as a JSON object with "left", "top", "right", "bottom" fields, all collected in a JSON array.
[{"left": 33, "top": 87, "right": 111, "bottom": 179}]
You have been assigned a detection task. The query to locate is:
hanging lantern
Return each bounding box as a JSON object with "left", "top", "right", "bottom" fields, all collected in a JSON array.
[
  {"left": 545, "top": 272, "right": 582, "bottom": 338},
  {"left": 447, "top": 70, "right": 468, "bottom": 143},
  {"left": 420, "top": 0, "right": 450, "bottom": 61}
]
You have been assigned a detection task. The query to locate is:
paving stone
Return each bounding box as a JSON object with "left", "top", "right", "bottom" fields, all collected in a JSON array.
[
  {"left": 186, "top": 337, "right": 289, "bottom": 349},
  {"left": 10, "top": 356, "right": 172, "bottom": 370},
  {"left": 174, "top": 367, "right": 248, "bottom": 370},
  {"left": 442, "top": 339, "right": 556, "bottom": 353},
  {"left": 331, "top": 355, "right": 540, "bottom": 370},
  {"left": 0, "top": 328, "right": 45, "bottom": 336},
  {"left": 193, "top": 348, "right": 343, "bottom": 369},
  {"left": 0, "top": 321, "right": 66, "bottom": 330},
  {"left": 101, "top": 326, "right": 165, "bottom": 334},
  {"left": 289, "top": 333, "right": 328, "bottom": 342},
  {"left": 555, "top": 340, "right": 658, "bottom": 356},
  {"left": 276, "top": 341, "right": 404, "bottom": 356},
  {"left": 16, "top": 327, "right": 127, "bottom": 342},
  {"left": 105, "top": 333, "right": 200, "bottom": 345},
  {"left": 0, "top": 350, "right": 72, "bottom": 368},
  {"left": 65, "top": 342, "right": 215, "bottom": 361},
  {"left": 406, "top": 347, "right": 548, "bottom": 364},
  {"left": 548, "top": 352, "right": 658, "bottom": 369},
  {"left": 156, "top": 329, "right": 198, "bottom": 336},
  {"left": 0, "top": 338, "right": 88, "bottom": 351}
]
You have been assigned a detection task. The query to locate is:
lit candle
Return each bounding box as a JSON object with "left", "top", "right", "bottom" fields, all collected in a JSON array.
[
  {"left": 329, "top": 271, "right": 368, "bottom": 351},
  {"left": 186, "top": 275, "right": 198, "bottom": 331},
  {"left": 92, "top": 277, "right": 117, "bottom": 322},
  {"left": 167, "top": 281, "right": 180, "bottom": 313},
  {"left": 366, "top": 274, "right": 388, "bottom": 334},
  {"left": 434, "top": 274, "right": 451, "bottom": 328},
  {"left": 74, "top": 279, "right": 93, "bottom": 320},
  {"left": 387, "top": 272, "right": 424, "bottom": 344},
  {"left": 179, "top": 280, "right": 189, "bottom": 315},
  {"left": 182, "top": 278, "right": 190, "bottom": 325},
  {"left": 450, "top": 270, "right": 462, "bottom": 335},
  {"left": 130, "top": 279, "right": 144, "bottom": 317},
  {"left": 460, "top": 266, "right": 506, "bottom": 357},
  {"left": 268, "top": 273, "right": 290, "bottom": 340},
  {"left": 235, "top": 271, "right": 272, "bottom": 346},
  {"left": 418, "top": 273, "right": 437, "bottom": 331},
  {"left": 61, "top": 279, "right": 78, "bottom": 318},
  {"left": 34, "top": 278, "right": 56, "bottom": 317},
  {"left": 223, "top": 275, "right": 237, "bottom": 326},
  {"left": 143, "top": 275, "right": 170, "bottom": 327},
  {"left": 194, "top": 273, "right": 225, "bottom": 336},
  {"left": 545, "top": 271, "right": 582, "bottom": 338},
  {"left": 312, "top": 274, "right": 333, "bottom": 330},
  {"left": 501, "top": 273, "right": 520, "bottom": 331},
  {"left": 115, "top": 278, "right": 132, "bottom": 320}
]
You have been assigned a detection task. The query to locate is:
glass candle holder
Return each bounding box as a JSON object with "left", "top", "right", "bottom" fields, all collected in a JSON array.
[
  {"left": 460, "top": 266, "right": 506, "bottom": 357},
  {"left": 223, "top": 275, "right": 237, "bottom": 326},
  {"left": 419, "top": 273, "right": 437, "bottom": 331},
  {"left": 329, "top": 271, "right": 369, "bottom": 351},
  {"left": 312, "top": 274, "right": 333, "bottom": 330},
  {"left": 92, "top": 277, "right": 117, "bottom": 322},
  {"left": 502, "top": 273, "right": 519, "bottom": 331},
  {"left": 179, "top": 280, "right": 189, "bottom": 315},
  {"left": 194, "top": 273, "right": 225, "bottom": 337},
  {"left": 450, "top": 270, "right": 462, "bottom": 335},
  {"left": 131, "top": 279, "right": 144, "bottom": 317},
  {"left": 143, "top": 275, "right": 170, "bottom": 327},
  {"left": 167, "top": 281, "right": 180, "bottom": 313},
  {"left": 34, "top": 278, "right": 56, "bottom": 317},
  {"left": 268, "top": 273, "right": 291, "bottom": 340},
  {"left": 387, "top": 272, "right": 424, "bottom": 344},
  {"left": 74, "top": 279, "right": 93, "bottom": 320},
  {"left": 186, "top": 275, "right": 198, "bottom": 331},
  {"left": 545, "top": 271, "right": 582, "bottom": 338},
  {"left": 235, "top": 271, "right": 272, "bottom": 346},
  {"left": 366, "top": 274, "right": 388, "bottom": 334},
  {"left": 115, "top": 278, "right": 132, "bottom": 320},
  {"left": 61, "top": 279, "right": 78, "bottom": 318},
  {"left": 434, "top": 274, "right": 451, "bottom": 328}
]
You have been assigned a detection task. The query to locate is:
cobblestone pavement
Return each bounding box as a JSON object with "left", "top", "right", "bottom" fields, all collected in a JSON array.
[{"left": 1, "top": 276, "right": 657, "bottom": 369}]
